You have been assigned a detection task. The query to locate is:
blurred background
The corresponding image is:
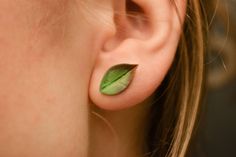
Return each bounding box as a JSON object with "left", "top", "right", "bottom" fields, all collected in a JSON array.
[{"left": 188, "top": 0, "right": 236, "bottom": 156}]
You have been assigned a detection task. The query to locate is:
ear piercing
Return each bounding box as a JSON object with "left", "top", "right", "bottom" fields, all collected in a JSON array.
[{"left": 99, "top": 64, "right": 138, "bottom": 96}]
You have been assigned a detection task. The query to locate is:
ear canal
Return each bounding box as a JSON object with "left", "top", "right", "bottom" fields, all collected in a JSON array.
[{"left": 100, "top": 64, "right": 138, "bottom": 96}]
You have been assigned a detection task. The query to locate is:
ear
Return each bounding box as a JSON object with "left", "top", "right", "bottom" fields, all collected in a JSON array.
[{"left": 89, "top": 0, "right": 186, "bottom": 110}]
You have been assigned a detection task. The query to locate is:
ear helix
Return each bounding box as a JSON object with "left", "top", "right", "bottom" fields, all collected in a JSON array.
[{"left": 99, "top": 64, "right": 138, "bottom": 96}]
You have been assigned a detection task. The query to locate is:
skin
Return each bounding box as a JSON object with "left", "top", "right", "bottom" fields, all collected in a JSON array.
[
  {"left": 0, "top": 0, "right": 148, "bottom": 156},
  {"left": 0, "top": 0, "right": 93, "bottom": 156},
  {"left": 0, "top": 0, "right": 186, "bottom": 157},
  {"left": 90, "top": 97, "right": 153, "bottom": 157}
]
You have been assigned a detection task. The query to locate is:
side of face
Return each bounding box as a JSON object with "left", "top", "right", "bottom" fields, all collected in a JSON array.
[
  {"left": 0, "top": 0, "right": 186, "bottom": 156},
  {"left": 0, "top": 0, "right": 104, "bottom": 156}
]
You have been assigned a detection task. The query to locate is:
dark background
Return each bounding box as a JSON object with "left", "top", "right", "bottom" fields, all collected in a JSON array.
[{"left": 189, "top": 0, "right": 236, "bottom": 156}]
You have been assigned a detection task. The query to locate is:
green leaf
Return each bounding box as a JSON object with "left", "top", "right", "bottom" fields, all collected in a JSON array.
[{"left": 100, "top": 64, "right": 138, "bottom": 96}]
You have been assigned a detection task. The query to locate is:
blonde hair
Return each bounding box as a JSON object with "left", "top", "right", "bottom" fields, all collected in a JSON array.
[{"left": 147, "top": 0, "right": 206, "bottom": 156}]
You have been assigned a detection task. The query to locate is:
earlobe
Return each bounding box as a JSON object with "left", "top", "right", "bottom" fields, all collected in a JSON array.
[{"left": 89, "top": 0, "right": 186, "bottom": 110}]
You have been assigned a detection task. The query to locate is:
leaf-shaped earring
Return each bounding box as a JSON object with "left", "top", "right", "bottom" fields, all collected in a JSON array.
[{"left": 100, "top": 64, "right": 138, "bottom": 96}]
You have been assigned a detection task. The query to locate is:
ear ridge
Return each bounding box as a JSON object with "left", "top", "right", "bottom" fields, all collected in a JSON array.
[{"left": 103, "top": 0, "right": 154, "bottom": 52}]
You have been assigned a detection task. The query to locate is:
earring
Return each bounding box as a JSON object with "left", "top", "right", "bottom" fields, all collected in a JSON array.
[{"left": 100, "top": 64, "right": 138, "bottom": 96}]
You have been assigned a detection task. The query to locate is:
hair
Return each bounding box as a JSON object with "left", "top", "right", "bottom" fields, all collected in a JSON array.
[{"left": 146, "top": 0, "right": 207, "bottom": 157}]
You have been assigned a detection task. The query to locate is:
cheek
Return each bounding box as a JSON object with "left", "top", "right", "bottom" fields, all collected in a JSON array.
[
  {"left": 0, "top": 47, "right": 91, "bottom": 156},
  {"left": 0, "top": 1, "right": 97, "bottom": 155}
]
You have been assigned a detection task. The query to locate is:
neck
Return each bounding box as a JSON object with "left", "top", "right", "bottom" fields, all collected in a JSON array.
[{"left": 89, "top": 98, "right": 152, "bottom": 157}]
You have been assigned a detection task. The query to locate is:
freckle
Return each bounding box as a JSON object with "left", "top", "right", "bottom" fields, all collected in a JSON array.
[
  {"left": 0, "top": 37, "right": 9, "bottom": 47},
  {"left": 31, "top": 114, "right": 41, "bottom": 125},
  {"left": 46, "top": 97, "right": 56, "bottom": 104}
]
